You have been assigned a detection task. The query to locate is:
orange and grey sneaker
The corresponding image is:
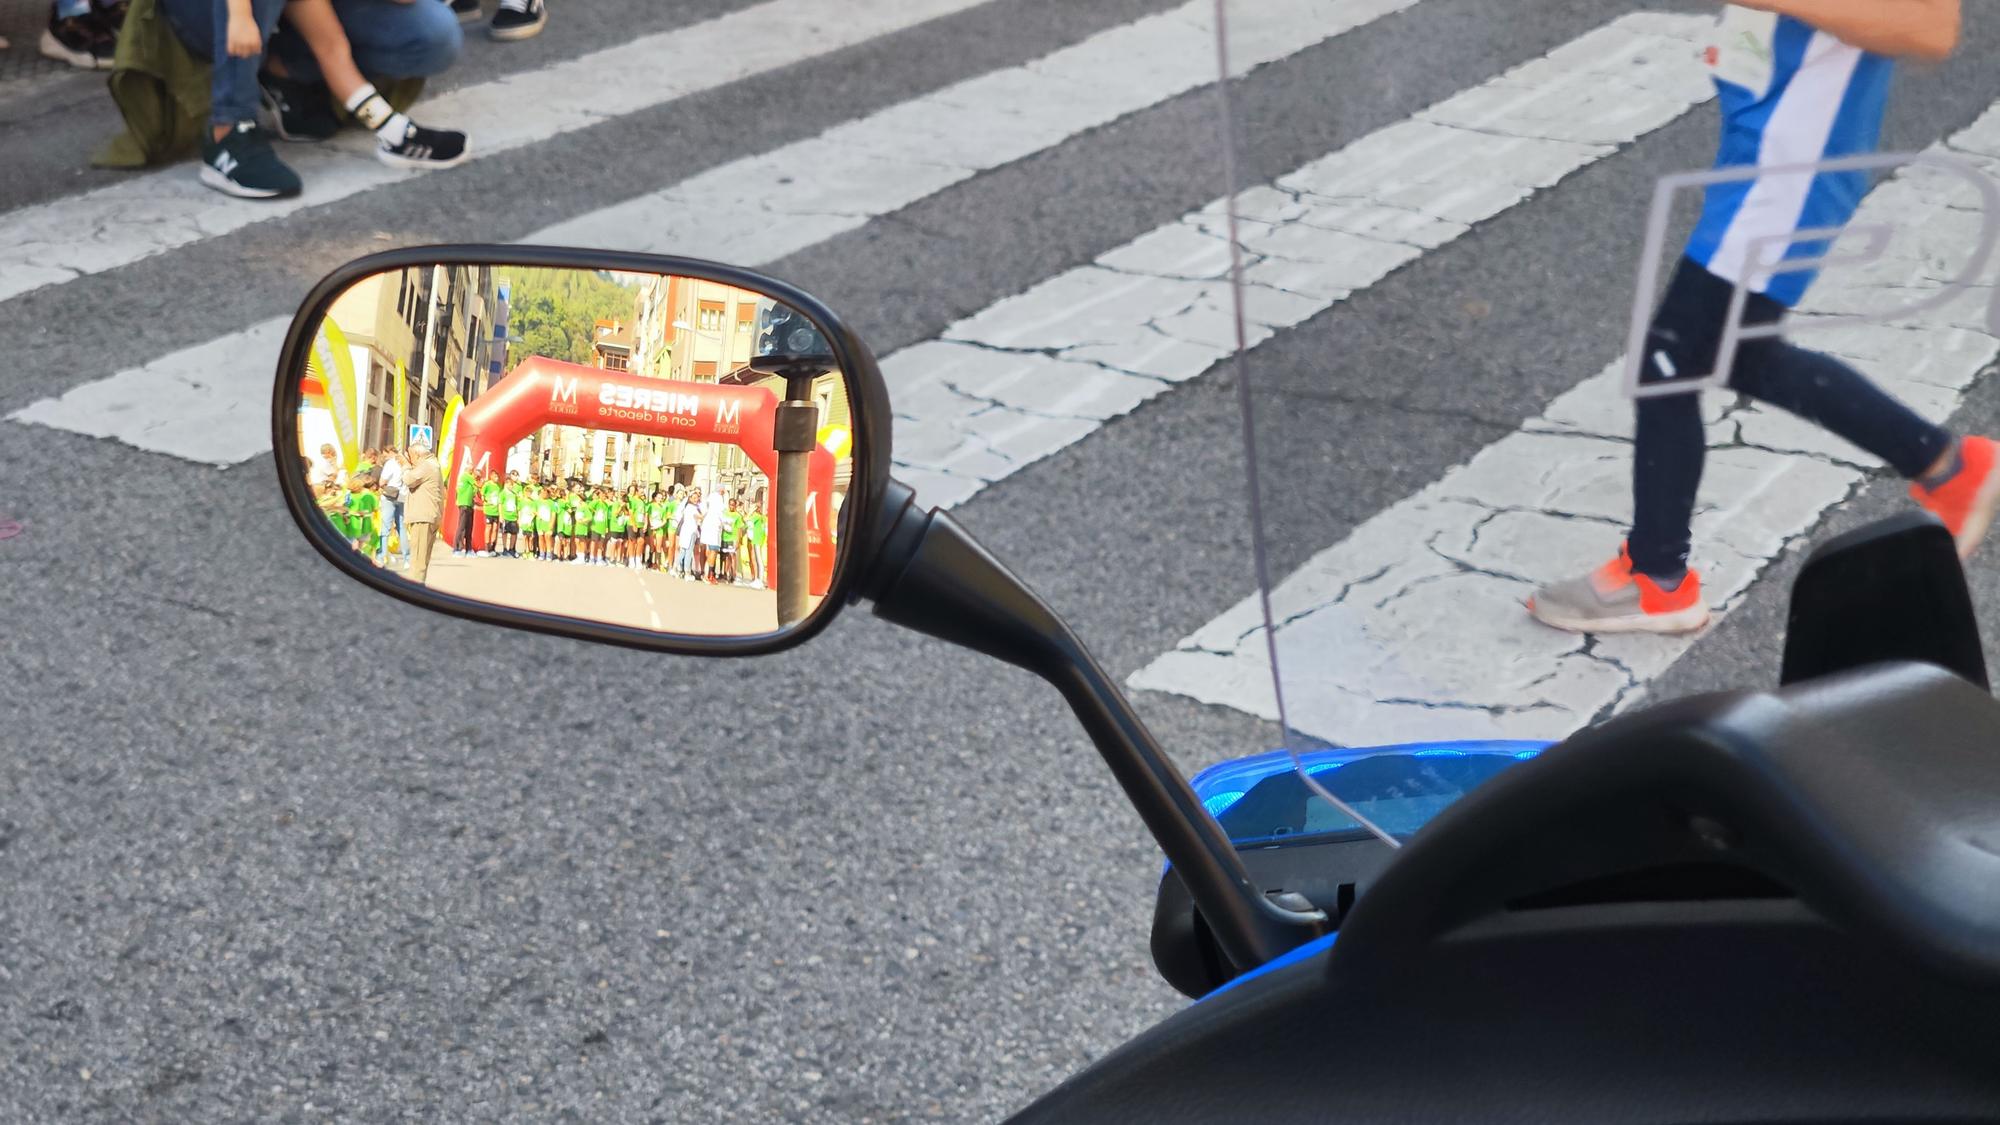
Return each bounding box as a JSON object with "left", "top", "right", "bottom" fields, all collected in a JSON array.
[
  {"left": 1910, "top": 436, "right": 2000, "bottom": 561},
  {"left": 1527, "top": 544, "right": 1710, "bottom": 635}
]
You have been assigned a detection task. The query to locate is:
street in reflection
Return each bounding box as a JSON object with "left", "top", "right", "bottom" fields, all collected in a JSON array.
[{"left": 294, "top": 265, "right": 854, "bottom": 636}]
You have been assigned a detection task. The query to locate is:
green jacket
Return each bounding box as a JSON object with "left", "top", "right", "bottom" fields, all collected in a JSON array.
[{"left": 96, "top": 0, "right": 427, "bottom": 169}]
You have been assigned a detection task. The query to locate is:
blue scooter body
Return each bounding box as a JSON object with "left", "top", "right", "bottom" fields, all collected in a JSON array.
[{"left": 1168, "top": 740, "right": 1551, "bottom": 1000}]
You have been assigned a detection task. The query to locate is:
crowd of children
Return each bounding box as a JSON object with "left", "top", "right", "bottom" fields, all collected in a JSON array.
[
  {"left": 451, "top": 470, "right": 768, "bottom": 588},
  {"left": 313, "top": 448, "right": 398, "bottom": 562}
]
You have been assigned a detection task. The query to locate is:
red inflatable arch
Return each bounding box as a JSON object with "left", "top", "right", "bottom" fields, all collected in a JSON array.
[{"left": 442, "top": 356, "right": 835, "bottom": 597}]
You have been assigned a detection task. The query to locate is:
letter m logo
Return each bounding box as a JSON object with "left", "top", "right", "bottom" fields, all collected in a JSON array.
[
  {"left": 551, "top": 376, "right": 580, "bottom": 405},
  {"left": 715, "top": 399, "right": 741, "bottom": 426}
]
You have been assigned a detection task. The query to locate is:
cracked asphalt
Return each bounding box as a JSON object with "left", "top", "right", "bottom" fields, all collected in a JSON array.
[{"left": 6, "top": 0, "right": 2000, "bottom": 1122}]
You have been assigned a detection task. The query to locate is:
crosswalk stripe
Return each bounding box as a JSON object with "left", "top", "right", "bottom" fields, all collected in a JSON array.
[
  {"left": 536, "top": 0, "right": 1422, "bottom": 258},
  {"left": 882, "top": 12, "right": 1716, "bottom": 508},
  {"left": 1126, "top": 101, "right": 2000, "bottom": 749},
  {"left": 6, "top": 0, "right": 1423, "bottom": 465},
  {"left": 0, "top": 0, "right": 992, "bottom": 306}
]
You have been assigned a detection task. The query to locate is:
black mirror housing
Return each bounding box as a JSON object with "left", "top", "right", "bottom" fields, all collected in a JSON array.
[{"left": 271, "top": 244, "right": 894, "bottom": 657}]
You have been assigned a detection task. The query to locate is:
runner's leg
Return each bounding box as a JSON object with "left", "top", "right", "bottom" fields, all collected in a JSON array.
[{"left": 1628, "top": 258, "right": 1780, "bottom": 580}]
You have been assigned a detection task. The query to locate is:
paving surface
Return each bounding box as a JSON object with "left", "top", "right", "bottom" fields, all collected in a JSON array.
[{"left": 5, "top": 1, "right": 2000, "bottom": 1121}]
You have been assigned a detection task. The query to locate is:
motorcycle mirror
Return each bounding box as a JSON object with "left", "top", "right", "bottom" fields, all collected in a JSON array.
[
  {"left": 270, "top": 246, "right": 891, "bottom": 656},
  {"left": 276, "top": 245, "right": 1326, "bottom": 976}
]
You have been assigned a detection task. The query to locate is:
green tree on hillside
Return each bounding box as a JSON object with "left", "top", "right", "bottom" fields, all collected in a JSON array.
[{"left": 501, "top": 269, "right": 640, "bottom": 367}]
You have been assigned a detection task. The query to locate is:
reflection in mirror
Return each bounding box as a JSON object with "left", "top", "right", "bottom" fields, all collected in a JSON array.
[{"left": 290, "top": 264, "right": 855, "bottom": 637}]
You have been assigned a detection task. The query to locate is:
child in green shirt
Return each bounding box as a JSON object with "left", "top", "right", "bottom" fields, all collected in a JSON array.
[
  {"left": 609, "top": 497, "right": 630, "bottom": 566},
  {"left": 746, "top": 507, "right": 768, "bottom": 588},
  {"left": 480, "top": 472, "right": 503, "bottom": 556},
  {"left": 719, "top": 498, "right": 741, "bottom": 584},
  {"left": 500, "top": 475, "right": 523, "bottom": 558},
  {"left": 554, "top": 492, "right": 574, "bottom": 561},
  {"left": 534, "top": 489, "right": 556, "bottom": 559},
  {"left": 589, "top": 490, "right": 612, "bottom": 565},
  {"left": 453, "top": 464, "right": 479, "bottom": 556},
  {"left": 647, "top": 490, "right": 670, "bottom": 571},
  {"left": 347, "top": 480, "right": 380, "bottom": 558},
  {"left": 566, "top": 489, "right": 588, "bottom": 563},
  {"left": 318, "top": 482, "right": 350, "bottom": 542}
]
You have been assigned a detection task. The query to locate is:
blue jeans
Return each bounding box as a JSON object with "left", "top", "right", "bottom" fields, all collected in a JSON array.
[
  {"left": 160, "top": 0, "right": 285, "bottom": 127},
  {"left": 267, "top": 0, "right": 462, "bottom": 86},
  {"left": 378, "top": 497, "right": 408, "bottom": 563},
  {"left": 160, "top": 0, "right": 462, "bottom": 128}
]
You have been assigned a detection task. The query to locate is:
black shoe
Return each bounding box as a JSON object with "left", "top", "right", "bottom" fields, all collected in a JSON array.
[
  {"left": 488, "top": 0, "right": 546, "bottom": 40},
  {"left": 447, "top": 0, "right": 482, "bottom": 23},
  {"left": 199, "top": 121, "right": 302, "bottom": 200},
  {"left": 259, "top": 74, "right": 341, "bottom": 142},
  {"left": 40, "top": 10, "right": 115, "bottom": 69},
  {"left": 377, "top": 121, "right": 471, "bottom": 170}
]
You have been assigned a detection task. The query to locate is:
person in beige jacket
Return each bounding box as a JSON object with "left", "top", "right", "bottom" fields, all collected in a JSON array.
[{"left": 401, "top": 439, "right": 444, "bottom": 584}]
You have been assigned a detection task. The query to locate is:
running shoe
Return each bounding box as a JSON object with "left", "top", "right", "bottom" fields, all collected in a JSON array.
[
  {"left": 447, "top": 0, "right": 483, "bottom": 23},
  {"left": 199, "top": 121, "right": 302, "bottom": 199},
  {"left": 489, "top": 0, "right": 546, "bottom": 40},
  {"left": 376, "top": 122, "right": 470, "bottom": 170},
  {"left": 259, "top": 74, "right": 341, "bottom": 142},
  {"left": 40, "top": 8, "right": 115, "bottom": 70},
  {"left": 1527, "top": 544, "right": 1709, "bottom": 635},
  {"left": 1910, "top": 436, "right": 2000, "bottom": 560}
]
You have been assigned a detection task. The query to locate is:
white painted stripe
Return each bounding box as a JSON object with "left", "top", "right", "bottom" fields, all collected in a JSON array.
[
  {"left": 883, "top": 12, "right": 1717, "bottom": 508},
  {"left": 9, "top": 0, "right": 1418, "bottom": 463},
  {"left": 0, "top": 0, "right": 989, "bottom": 305},
  {"left": 538, "top": 0, "right": 1422, "bottom": 260},
  {"left": 1128, "top": 102, "right": 2000, "bottom": 748}
]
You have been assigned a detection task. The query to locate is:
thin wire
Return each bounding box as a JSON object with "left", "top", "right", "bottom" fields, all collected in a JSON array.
[{"left": 1209, "top": 0, "right": 1400, "bottom": 849}]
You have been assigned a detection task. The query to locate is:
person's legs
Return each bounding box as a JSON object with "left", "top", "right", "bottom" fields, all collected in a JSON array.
[
  {"left": 272, "top": 0, "right": 467, "bottom": 166},
  {"left": 1629, "top": 258, "right": 1959, "bottom": 576},
  {"left": 409, "top": 521, "right": 435, "bottom": 583},
  {"left": 159, "top": 0, "right": 286, "bottom": 128},
  {"left": 43, "top": 0, "right": 116, "bottom": 69},
  {"left": 269, "top": 0, "right": 365, "bottom": 101},
  {"left": 328, "top": 0, "right": 461, "bottom": 79},
  {"left": 1730, "top": 340, "right": 1951, "bottom": 479},
  {"left": 382, "top": 498, "right": 400, "bottom": 563},
  {"left": 1623, "top": 257, "right": 1787, "bottom": 581},
  {"left": 1530, "top": 258, "right": 1754, "bottom": 634}
]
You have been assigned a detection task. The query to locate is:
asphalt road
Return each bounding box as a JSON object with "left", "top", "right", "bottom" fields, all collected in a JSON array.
[
  {"left": 5, "top": 1, "right": 2000, "bottom": 1122},
  {"left": 417, "top": 552, "right": 781, "bottom": 636}
]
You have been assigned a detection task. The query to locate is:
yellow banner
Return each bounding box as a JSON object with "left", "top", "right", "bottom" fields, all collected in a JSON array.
[
  {"left": 302, "top": 350, "right": 327, "bottom": 405},
  {"left": 314, "top": 317, "right": 362, "bottom": 475},
  {"left": 437, "top": 394, "right": 465, "bottom": 484},
  {"left": 393, "top": 359, "right": 409, "bottom": 450}
]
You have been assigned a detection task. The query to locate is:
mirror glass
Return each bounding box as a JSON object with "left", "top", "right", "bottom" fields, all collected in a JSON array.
[{"left": 284, "top": 263, "right": 857, "bottom": 637}]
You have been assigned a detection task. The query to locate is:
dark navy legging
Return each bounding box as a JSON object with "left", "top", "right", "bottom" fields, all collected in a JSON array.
[{"left": 1627, "top": 256, "right": 1951, "bottom": 578}]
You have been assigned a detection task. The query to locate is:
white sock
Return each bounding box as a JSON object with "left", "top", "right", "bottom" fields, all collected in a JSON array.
[{"left": 343, "top": 84, "right": 413, "bottom": 146}]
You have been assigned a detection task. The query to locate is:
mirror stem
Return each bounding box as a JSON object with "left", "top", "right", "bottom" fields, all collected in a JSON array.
[
  {"left": 863, "top": 480, "right": 1329, "bottom": 972},
  {"left": 773, "top": 378, "right": 821, "bottom": 627}
]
